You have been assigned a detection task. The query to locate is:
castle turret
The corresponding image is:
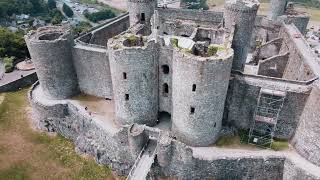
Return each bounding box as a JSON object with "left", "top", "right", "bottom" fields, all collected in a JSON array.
[
  {"left": 224, "top": 0, "right": 260, "bottom": 71},
  {"left": 25, "top": 25, "right": 78, "bottom": 99},
  {"left": 269, "top": 0, "right": 288, "bottom": 21},
  {"left": 127, "top": 0, "right": 157, "bottom": 26},
  {"left": 171, "top": 47, "right": 234, "bottom": 146},
  {"left": 108, "top": 35, "right": 159, "bottom": 126}
]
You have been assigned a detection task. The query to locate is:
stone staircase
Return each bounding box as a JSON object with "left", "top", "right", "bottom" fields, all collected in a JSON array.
[{"left": 127, "top": 141, "right": 157, "bottom": 180}]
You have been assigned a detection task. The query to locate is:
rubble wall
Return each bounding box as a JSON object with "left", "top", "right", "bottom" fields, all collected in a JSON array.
[
  {"left": 279, "top": 24, "right": 316, "bottom": 81},
  {"left": 226, "top": 73, "right": 311, "bottom": 139},
  {"left": 155, "top": 8, "right": 224, "bottom": 27},
  {"left": 0, "top": 72, "right": 37, "bottom": 92},
  {"left": 257, "top": 53, "right": 289, "bottom": 78},
  {"left": 152, "top": 144, "right": 285, "bottom": 179},
  {"left": 72, "top": 44, "right": 112, "bottom": 99},
  {"left": 28, "top": 82, "right": 134, "bottom": 175},
  {"left": 283, "top": 157, "right": 320, "bottom": 180},
  {"left": 77, "top": 14, "right": 130, "bottom": 47},
  {"left": 291, "top": 82, "right": 320, "bottom": 167},
  {"left": 29, "top": 82, "right": 320, "bottom": 179}
]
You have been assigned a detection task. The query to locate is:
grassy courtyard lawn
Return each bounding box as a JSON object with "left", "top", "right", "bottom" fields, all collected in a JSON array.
[
  {"left": 215, "top": 130, "right": 289, "bottom": 151},
  {"left": 0, "top": 88, "right": 118, "bottom": 180}
]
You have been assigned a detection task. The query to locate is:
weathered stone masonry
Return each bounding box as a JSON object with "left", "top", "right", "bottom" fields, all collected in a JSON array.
[{"left": 25, "top": 0, "right": 320, "bottom": 179}]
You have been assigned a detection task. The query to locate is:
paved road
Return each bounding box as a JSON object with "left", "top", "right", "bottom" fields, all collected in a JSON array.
[
  {"left": 56, "top": 0, "right": 98, "bottom": 26},
  {"left": 0, "top": 69, "right": 35, "bottom": 86},
  {"left": 128, "top": 141, "right": 157, "bottom": 180}
]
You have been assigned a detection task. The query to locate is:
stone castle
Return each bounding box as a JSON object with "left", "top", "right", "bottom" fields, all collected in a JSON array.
[{"left": 25, "top": 0, "right": 320, "bottom": 179}]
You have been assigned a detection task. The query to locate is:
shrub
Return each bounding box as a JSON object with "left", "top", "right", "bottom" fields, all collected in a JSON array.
[
  {"left": 49, "top": 9, "right": 64, "bottom": 25},
  {"left": 207, "top": 45, "right": 219, "bottom": 56},
  {"left": 182, "top": 48, "right": 192, "bottom": 54},
  {"left": 0, "top": 28, "right": 28, "bottom": 58},
  {"left": 3, "top": 57, "right": 14, "bottom": 73},
  {"left": 112, "top": 44, "right": 120, "bottom": 50},
  {"left": 271, "top": 140, "right": 289, "bottom": 151},
  {"left": 73, "top": 22, "right": 92, "bottom": 34},
  {"left": 84, "top": 9, "right": 116, "bottom": 23},
  {"left": 5, "top": 63, "right": 13, "bottom": 73},
  {"left": 63, "top": 3, "right": 73, "bottom": 17},
  {"left": 171, "top": 38, "right": 179, "bottom": 48},
  {"left": 238, "top": 129, "right": 249, "bottom": 143},
  {"left": 125, "top": 35, "right": 140, "bottom": 46},
  {"left": 48, "top": 0, "right": 57, "bottom": 10}
]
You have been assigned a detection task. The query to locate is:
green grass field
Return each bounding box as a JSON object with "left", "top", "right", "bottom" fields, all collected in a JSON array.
[{"left": 0, "top": 88, "right": 120, "bottom": 180}]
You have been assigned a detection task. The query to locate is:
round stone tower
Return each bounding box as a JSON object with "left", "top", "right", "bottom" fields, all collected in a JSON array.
[
  {"left": 224, "top": 0, "right": 259, "bottom": 71},
  {"left": 171, "top": 48, "right": 234, "bottom": 147},
  {"left": 108, "top": 35, "right": 158, "bottom": 126},
  {"left": 269, "top": 0, "right": 288, "bottom": 21},
  {"left": 25, "top": 25, "right": 78, "bottom": 99},
  {"left": 127, "top": 0, "right": 157, "bottom": 26}
]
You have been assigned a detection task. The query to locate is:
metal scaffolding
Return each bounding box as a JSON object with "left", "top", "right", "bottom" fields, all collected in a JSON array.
[{"left": 248, "top": 88, "right": 286, "bottom": 148}]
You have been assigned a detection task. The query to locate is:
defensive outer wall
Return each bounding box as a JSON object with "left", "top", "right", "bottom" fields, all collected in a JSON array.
[
  {"left": 29, "top": 81, "right": 320, "bottom": 179},
  {"left": 25, "top": 2, "right": 320, "bottom": 179}
]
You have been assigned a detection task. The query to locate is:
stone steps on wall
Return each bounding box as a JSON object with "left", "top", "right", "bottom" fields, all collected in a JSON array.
[{"left": 127, "top": 141, "right": 157, "bottom": 180}]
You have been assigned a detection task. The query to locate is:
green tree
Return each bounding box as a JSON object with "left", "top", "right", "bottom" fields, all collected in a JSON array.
[
  {"left": 73, "top": 21, "right": 92, "bottom": 34},
  {"left": 62, "top": 3, "right": 73, "bottom": 17},
  {"left": 49, "top": 9, "right": 63, "bottom": 25},
  {"left": 0, "top": 0, "right": 48, "bottom": 17},
  {"left": 0, "top": 28, "right": 28, "bottom": 59},
  {"left": 48, "top": 0, "right": 57, "bottom": 10},
  {"left": 84, "top": 9, "right": 116, "bottom": 23},
  {"left": 3, "top": 56, "right": 14, "bottom": 73}
]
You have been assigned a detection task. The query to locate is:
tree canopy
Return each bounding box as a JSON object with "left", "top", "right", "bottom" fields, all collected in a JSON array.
[
  {"left": 0, "top": 0, "right": 48, "bottom": 17},
  {"left": 63, "top": 3, "right": 74, "bottom": 17},
  {"left": 48, "top": 0, "right": 57, "bottom": 10},
  {"left": 0, "top": 28, "right": 28, "bottom": 59},
  {"left": 84, "top": 9, "right": 116, "bottom": 23}
]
